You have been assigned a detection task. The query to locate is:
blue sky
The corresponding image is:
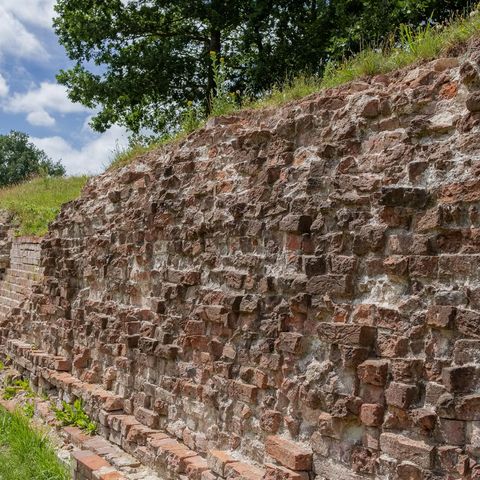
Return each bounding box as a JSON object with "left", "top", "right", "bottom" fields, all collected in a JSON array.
[{"left": 0, "top": 0, "right": 128, "bottom": 175}]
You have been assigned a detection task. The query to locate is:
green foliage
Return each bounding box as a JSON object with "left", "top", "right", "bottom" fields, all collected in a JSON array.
[
  {"left": 0, "top": 176, "right": 89, "bottom": 236},
  {"left": 108, "top": 139, "right": 166, "bottom": 171},
  {"left": 23, "top": 401, "right": 35, "bottom": 419},
  {"left": 264, "top": 7, "right": 480, "bottom": 99},
  {"left": 54, "top": 0, "right": 473, "bottom": 136},
  {"left": 0, "top": 407, "right": 69, "bottom": 480},
  {"left": 0, "top": 131, "right": 65, "bottom": 188},
  {"left": 2, "top": 378, "right": 35, "bottom": 401},
  {"left": 53, "top": 399, "right": 97, "bottom": 435},
  {"left": 180, "top": 102, "right": 204, "bottom": 135},
  {"left": 109, "top": 5, "right": 480, "bottom": 171},
  {"left": 209, "top": 52, "right": 238, "bottom": 117}
]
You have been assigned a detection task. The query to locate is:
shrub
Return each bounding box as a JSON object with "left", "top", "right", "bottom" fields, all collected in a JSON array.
[{"left": 53, "top": 399, "right": 97, "bottom": 434}]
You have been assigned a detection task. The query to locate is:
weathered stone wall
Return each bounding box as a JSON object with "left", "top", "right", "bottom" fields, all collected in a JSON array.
[{"left": 3, "top": 42, "right": 480, "bottom": 480}]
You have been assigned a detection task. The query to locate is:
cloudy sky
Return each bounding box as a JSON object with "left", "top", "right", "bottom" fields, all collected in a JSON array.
[{"left": 0, "top": 0, "right": 128, "bottom": 175}]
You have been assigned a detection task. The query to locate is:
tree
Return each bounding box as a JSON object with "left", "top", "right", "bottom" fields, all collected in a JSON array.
[
  {"left": 0, "top": 131, "right": 65, "bottom": 188},
  {"left": 54, "top": 0, "right": 246, "bottom": 134},
  {"left": 54, "top": 0, "right": 472, "bottom": 136}
]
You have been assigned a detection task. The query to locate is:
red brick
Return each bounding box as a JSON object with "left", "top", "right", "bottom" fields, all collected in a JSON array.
[
  {"left": 385, "top": 382, "right": 417, "bottom": 409},
  {"left": 230, "top": 380, "right": 257, "bottom": 403},
  {"left": 265, "top": 436, "right": 312, "bottom": 471},
  {"left": 359, "top": 403, "right": 384, "bottom": 427},
  {"left": 207, "top": 450, "right": 236, "bottom": 476},
  {"left": 73, "top": 450, "right": 111, "bottom": 474},
  {"left": 224, "top": 461, "right": 265, "bottom": 480},
  {"left": 184, "top": 455, "right": 209, "bottom": 480},
  {"left": 264, "top": 463, "right": 309, "bottom": 480},
  {"left": 357, "top": 360, "right": 389, "bottom": 386},
  {"left": 318, "top": 324, "right": 376, "bottom": 346},
  {"left": 380, "top": 433, "right": 434, "bottom": 469}
]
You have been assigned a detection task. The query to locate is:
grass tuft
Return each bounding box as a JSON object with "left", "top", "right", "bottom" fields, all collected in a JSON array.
[
  {"left": 0, "top": 176, "right": 89, "bottom": 236},
  {"left": 0, "top": 407, "right": 69, "bottom": 480},
  {"left": 256, "top": 7, "right": 480, "bottom": 104}
]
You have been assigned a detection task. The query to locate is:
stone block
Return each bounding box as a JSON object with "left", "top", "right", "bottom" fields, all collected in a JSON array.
[
  {"left": 318, "top": 324, "right": 375, "bottom": 347},
  {"left": 379, "top": 433, "right": 434, "bottom": 469},
  {"left": 380, "top": 187, "right": 429, "bottom": 208},
  {"left": 265, "top": 436, "right": 312, "bottom": 471},
  {"left": 455, "top": 309, "right": 480, "bottom": 338},
  {"left": 385, "top": 382, "right": 418, "bottom": 409},
  {"left": 426, "top": 305, "right": 455, "bottom": 328},
  {"left": 455, "top": 394, "right": 480, "bottom": 421},
  {"left": 442, "top": 366, "right": 478, "bottom": 393},
  {"left": 359, "top": 403, "right": 384, "bottom": 427},
  {"left": 357, "top": 360, "right": 389, "bottom": 386},
  {"left": 306, "top": 275, "right": 353, "bottom": 296}
]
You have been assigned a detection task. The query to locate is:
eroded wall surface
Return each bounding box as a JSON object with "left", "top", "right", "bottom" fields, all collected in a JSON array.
[{"left": 3, "top": 43, "right": 480, "bottom": 480}]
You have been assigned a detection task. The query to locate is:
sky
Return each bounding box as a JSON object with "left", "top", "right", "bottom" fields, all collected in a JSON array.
[{"left": 0, "top": 0, "right": 129, "bottom": 175}]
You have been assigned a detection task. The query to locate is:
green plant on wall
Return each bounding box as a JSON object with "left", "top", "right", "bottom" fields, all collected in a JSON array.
[
  {"left": 22, "top": 401, "right": 35, "bottom": 419},
  {"left": 3, "top": 378, "right": 35, "bottom": 401},
  {"left": 209, "top": 52, "right": 238, "bottom": 118},
  {"left": 52, "top": 399, "right": 97, "bottom": 435}
]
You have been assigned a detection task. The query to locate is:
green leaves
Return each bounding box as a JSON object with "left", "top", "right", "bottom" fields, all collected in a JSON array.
[
  {"left": 53, "top": 399, "right": 97, "bottom": 435},
  {"left": 0, "top": 131, "right": 65, "bottom": 188}
]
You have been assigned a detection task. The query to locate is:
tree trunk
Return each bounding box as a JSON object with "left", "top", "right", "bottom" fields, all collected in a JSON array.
[
  {"left": 207, "top": 29, "right": 221, "bottom": 113},
  {"left": 311, "top": 0, "right": 317, "bottom": 20}
]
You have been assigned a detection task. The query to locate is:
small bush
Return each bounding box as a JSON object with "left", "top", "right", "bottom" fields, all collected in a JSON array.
[
  {"left": 3, "top": 378, "right": 34, "bottom": 400},
  {"left": 53, "top": 399, "right": 97, "bottom": 434},
  {"left": 209, "top": 52, "right": 238, "bottom": 117},
  {"left": 180, "top": 101, "right": 204, "bottom": 134},
  {"left": 23, "top": 401, "right": 35, "bottom": 419}
]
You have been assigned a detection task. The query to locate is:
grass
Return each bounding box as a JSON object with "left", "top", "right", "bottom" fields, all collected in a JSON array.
[
  {"left": 2, "top": 378, "right": 34, "bottom": 401},
  {"left": 255, "top": 9, "right": 480, "bottom": 107},
  {"left": 0, "top": 175, "right": 89, "bottom": 236},
  {"left": 0, "top": 407, "right": 69, "bottom": 480}
]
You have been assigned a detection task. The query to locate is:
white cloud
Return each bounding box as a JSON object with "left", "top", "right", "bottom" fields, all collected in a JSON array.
[
  {"left": 32, "top": 126, "right": 129, "bottom": 175},
  {"left": 0, "top": 7, "right": 48, "bottom": 59},
  {"left": 7, "top": 82, "right": 86, "bottom": 115},
  {"left": 0, "top": 75, "right": 8, "bottom": 97},
  {"left": 5, "top": 82, "right": 87, "bottom": 126},
  {"left": 1, "top": 0, "right": 56, "bottom": 29},
  {"left": 27, "top": 110, "right": 55, "bottom": 127}
]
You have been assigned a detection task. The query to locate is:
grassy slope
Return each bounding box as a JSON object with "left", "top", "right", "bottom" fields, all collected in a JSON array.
[
  {"left": 0, "top": 407, "right": 69, "bottom": 480},
  {"left": 0, "top": 176, "right": 89, "bottom": 236}
]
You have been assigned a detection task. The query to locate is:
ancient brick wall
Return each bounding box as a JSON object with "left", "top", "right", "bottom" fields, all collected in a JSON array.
[
  {"left": 0, "top": 211, "right": 14, "bottom": 273},
  {"left": 3, "top": 42, "right": 480, "bottom": 479},
  {"left": 0, "top": 232, "right": 42, "bottom": 332}
]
